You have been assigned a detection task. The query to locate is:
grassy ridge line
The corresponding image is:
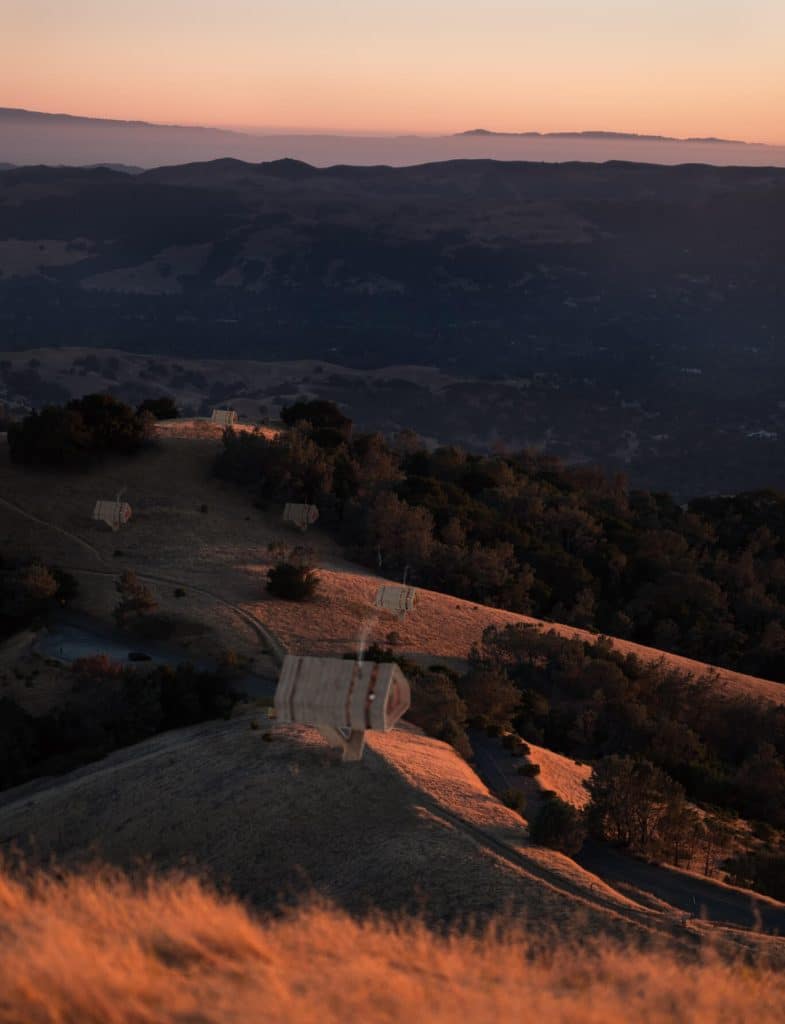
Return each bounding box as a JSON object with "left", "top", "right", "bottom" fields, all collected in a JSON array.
[{"left": 1, "top": 867, "right": 784, "bottom": 1024}]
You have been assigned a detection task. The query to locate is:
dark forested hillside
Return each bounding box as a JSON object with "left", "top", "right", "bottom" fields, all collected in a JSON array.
[
  {"left": 2, "top": 158, "right": 785, "bottom": 494},
  {"left": 216, "top": 401, "right": 785, "bottom": 682}
]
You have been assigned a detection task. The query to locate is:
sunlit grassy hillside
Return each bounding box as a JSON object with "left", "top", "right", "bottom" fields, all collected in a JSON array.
[{"left": 1, "top": 867, "right": 783, "bottom": 1024}]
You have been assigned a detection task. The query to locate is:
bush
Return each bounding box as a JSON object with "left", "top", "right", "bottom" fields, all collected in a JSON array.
[
  {"left": 266, "top": 561, "right": 320, "bottom": 601},
  {"left": 519, "top": 762, "right": 541, "bottom": 777},
  {"left": 137, "top": 397, "right": 179, "bottom": 420},
  {"left": 114, "top": 570, "right": 158, "bottom": 625},
  {"left": 501, "top": 788, "right": 526, "bottom": 814},
  {"left": 529, "top": 797, "right": 587, "bottom": 855}
]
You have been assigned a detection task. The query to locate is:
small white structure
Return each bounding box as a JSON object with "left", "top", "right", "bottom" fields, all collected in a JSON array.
[
  {"left": 274, "top": 654, "right": 411, "bottom": 761},
  {"left": 283, "top": 502, "right": 319, "bottom": 532},
  {"left": 374, "top": 584, "right": 417, "bottom": 620},
  {"left": 92, "top": 498, "right": 132, "bottom": 531},
  {"left": 211, "top": 408, "right": 237, "bottom": 426}
]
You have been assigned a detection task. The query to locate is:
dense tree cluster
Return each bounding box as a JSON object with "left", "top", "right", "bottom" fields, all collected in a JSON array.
[
  {"left": 8, "top": 393, "right": 154, "bottom": 466},
  {"left": 0, "top": 661, "right": 240, "bottom": 792},
  {"left": 471, "top": 622, "right": 785, "bottom": 832},
  {"left": 137, "top": 396, "right": 179, "bottom": 420},
  {"left": 215, "top": 401, "right": 785, "bottom": 680},
  {"left": 528, "top": 796, "right": 587, "bottom": 856}
]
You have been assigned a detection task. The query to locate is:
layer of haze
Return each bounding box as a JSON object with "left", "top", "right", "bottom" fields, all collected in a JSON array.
[{"left": 3, "top": 0, "right": 785, "bottom": 144}]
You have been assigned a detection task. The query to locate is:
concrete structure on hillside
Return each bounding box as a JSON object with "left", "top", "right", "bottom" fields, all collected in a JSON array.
[
  {"left": 283, "top": 502, "right": 319, "bottom": 531},
  {"left": 374, "top": 584, "right": 417, "bottom": 620},
  {"left": 211, "top": 408, "right": 237, "bottom": 426},
  {"left": 274, "top": 654, "right": 411, "bottom": 761},
  {"left": 92, "top": 498, "right": 132, "bottom": 531}
]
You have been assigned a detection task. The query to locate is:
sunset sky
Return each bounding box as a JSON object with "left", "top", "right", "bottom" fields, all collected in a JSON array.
[{"left": 3, "top": 0, "right": 784, "bottom": 143}]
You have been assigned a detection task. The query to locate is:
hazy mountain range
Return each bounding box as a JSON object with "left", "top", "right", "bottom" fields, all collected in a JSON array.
[{"left": 2, "top": 106, "right": 785, "bottom": 169}]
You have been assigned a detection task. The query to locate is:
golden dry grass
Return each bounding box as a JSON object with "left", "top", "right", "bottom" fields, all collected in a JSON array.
[
  {"left": 1, "top": 866, "right": 784, "bottom": 1024},
  {"left": 249, "top": 566, "right": 785, "bottom": 706},
  {"left": 0, "top": 714, "right": 645, "bottom": 930},
  {"left": 155, "top": 418, "right": 279, "bottom": 441},
  {"left": 525, "top": 743, "right": 593, "bottom": 810},
  {"left": 2, "top": 428, "right": 783, "bottom": 705}
]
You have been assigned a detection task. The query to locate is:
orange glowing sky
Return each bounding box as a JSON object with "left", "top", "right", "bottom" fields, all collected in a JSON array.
[{"left": 3, "top": 0, "right": 784, "bottom": 144}]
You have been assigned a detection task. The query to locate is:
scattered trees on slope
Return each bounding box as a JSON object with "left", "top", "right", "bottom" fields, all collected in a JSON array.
[
  {"left": 471, "top": 622, "right": 785, "bottom": 830},
  {"left": 215, "top": 400, "right": 785, "bottom": 680}
]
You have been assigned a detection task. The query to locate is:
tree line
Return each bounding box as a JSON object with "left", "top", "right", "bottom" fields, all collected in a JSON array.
[
  {"left": 6, "top": 393, "right": 172, "bottom": 466},
  {"left": 0, "top": 657, "right": 240, "bottom": 793},
  {"left": 216, "top": 399, "right": 785, "bottom": 681}
]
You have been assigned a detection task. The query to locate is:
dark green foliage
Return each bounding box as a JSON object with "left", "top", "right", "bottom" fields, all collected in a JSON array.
[
  {"left": 529, "top": 797, "right": 587, "bottom": 855},
  {"left": 472, "top": 621, "right": 785, "bottom": 829},
  {"left": 50, "top": 567, "right": 79, "bottom": 605},
  {"left": 724, "top": 851, "right": 785, "bottom": 902},
  {"left": 137, "top": 396, "right": 179, "bottom": 420},
  {"left": 458, "top": 668, "right": 520, "bottom": 727},
  {"left": 114, "top": 570, "right": 158, "bottom": 625},
  {"left": 8, "top": 393, "right": 154, "bottom": 467},
  {"left": 586, "top": 755, "right": 687, "bottom": 854},
  {"left": 519, "top": 762, "right": 541, "bottom": 777},
  {"left": 266, "top": 561, "right": 320, "bottom": 601},
  {"left": 501, "top": 788, "right": 526, "bottom": 814},
  {"left": 280, "top": 399, "right": 352, "bottom": 448},
  {"left": 0, "top": 698, "right": 39, "bottom": 789},
  {"left": 216, "top": 420, "right": 785, "bottom": 679},
  {"left": 0, "top": 664, "right": 240, "bottom": 793},
  {"left": 0, "top": 556, "right": 76, "bottom": 639}
]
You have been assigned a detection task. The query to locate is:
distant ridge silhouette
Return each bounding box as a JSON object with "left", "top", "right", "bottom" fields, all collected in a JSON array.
[{"left": 1, "top": 106, "right": 782, "bottom": 168}]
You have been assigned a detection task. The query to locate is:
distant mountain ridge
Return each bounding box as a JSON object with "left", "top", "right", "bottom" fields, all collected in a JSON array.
[
  {"left": 456, "top": 128, "right": 756, "bottom": 145},
  {"left": 1, "top": 155, "right": 785, "bottom": 495},
  {"left": 2, "top": 106, "right": 783, "bottom": 168}
]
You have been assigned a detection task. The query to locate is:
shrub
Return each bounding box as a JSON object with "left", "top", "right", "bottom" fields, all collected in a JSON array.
[
  {"left": 519, "top": 763, "right": 541, "bottom": 777},
  {"left": 114, "top": 571, "right": 158, "bottom": 625},
  {"left": 174, "top": 587, "right": 186, "bottom": 598},
  {"left": 501, "top": 788, "right": 526, "bottom": 814},
  {"left": 137, "top": 397, "right": 179, "bottom": 420},
  {"left": 529, "top": 797, "right": 587, "bottom": 855},
  {"left": 266, "top": 561, "right": 320, "bottom": 601}
]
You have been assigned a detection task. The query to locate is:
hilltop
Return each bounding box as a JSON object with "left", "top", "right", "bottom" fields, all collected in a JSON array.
[
  {"left": 2, "top": 421, "right": 782, "bottom": 705},
  {"left": 2, "top": 419, "right": 785, "bottom": 960},
  {"left": 0, "top": 713, "right": 648, "bottom": 932}
]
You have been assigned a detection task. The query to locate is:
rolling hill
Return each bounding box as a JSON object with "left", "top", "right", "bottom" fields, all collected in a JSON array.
[
  {"left": 2, "top": 421, "right": 783, "bottom": 706},
  {"left": 2, "top": 420, "right": 785, "bottom": 974},
  {"left": 2, "top": 154, "right": 785, "bottom": 495}
]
